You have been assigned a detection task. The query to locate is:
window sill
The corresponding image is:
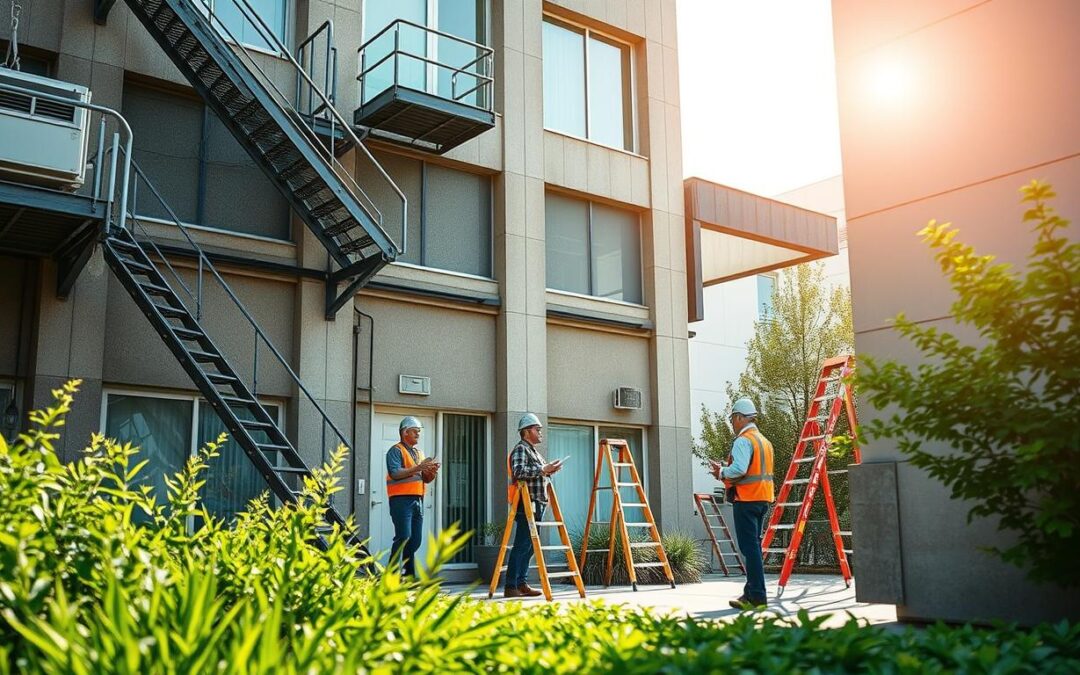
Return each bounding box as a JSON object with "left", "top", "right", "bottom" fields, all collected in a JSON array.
[
  {"left": 367, "top": 262, "right": 500, "bottom": 308},
  {"left": 546, "top": 289, "right": 652, "bottom": 331},
  {"left": 543, "top": 129, "right": 647, "bottom": 161},
  {"left": 132, "top": 216, "right": 296, "bottom": 265}
]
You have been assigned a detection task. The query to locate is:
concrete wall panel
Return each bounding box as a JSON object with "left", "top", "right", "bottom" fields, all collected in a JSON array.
[{"left": 547, "top": 324, "right": 651, "bottom": 425}]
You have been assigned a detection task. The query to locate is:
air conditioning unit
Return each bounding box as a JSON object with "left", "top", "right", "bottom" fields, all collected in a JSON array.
[
  {"left": 613, "top": 386, "right": 643, "bottom": 410},
  {"left": 0, "top": 69, "right": 91, "bottom": 191}
]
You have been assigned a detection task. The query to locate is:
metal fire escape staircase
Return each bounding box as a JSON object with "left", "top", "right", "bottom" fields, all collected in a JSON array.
[{"left": 113, "top": 0, "right": 407, "bottom": 318}]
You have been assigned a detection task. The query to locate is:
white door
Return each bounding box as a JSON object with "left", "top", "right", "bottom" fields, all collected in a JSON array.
[{"left": 369, "top": 411, "right": 437, "bottom": 566}]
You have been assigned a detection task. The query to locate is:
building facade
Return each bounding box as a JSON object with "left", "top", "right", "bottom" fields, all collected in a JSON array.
[
  {"left": 0, "top": 0, "right": 693, "bottom": 578},
  {"left": 833, "top": 0, "right": 1080, "bottom": 622}
]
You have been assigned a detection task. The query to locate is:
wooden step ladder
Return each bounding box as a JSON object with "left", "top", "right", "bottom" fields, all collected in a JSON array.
[
  {"left": 762, "top": 354, "right": 861, "bottom": 596},
  {"left": 693, "top": 492, "right": 745, "bottom": 576},
  {"left": 487, "top": 481, "right": 586, "bottom": 602},
  {"left": 578, "top": 439, "right": 675, "bottom": 591}
]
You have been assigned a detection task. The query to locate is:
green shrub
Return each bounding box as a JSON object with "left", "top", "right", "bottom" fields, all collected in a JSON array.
[
  {"left": 2, "top": 383, "right": 1079, "bottom": 673},
  {"left": 572, "top": 525, "right": 707, "bottom": 586}
]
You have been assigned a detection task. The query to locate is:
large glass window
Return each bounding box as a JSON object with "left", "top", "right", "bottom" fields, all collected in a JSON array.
[
  {"left": 362, "top": 0, "right": 489, "bottom": 106},
  {"left": 123, "top": 83, "right": 289, "bottom": 240},
  {"left": 757, "top": 274, "right": 776, "bottom": 320},
  {"left": 543, "top": 18, "right": 634, "bottom": 151},
  {"left": 443, "top": 413, "right": 487, "bottom": 564},
  {"left": 104, "top": 392, "right": 281, "bottom": 524},
  {"left": 209, "top": 0, "right": 287, "bottom": 53},
  {"left": 359, "top": 151, "right": 492, "bottom": 277},
  {"left": 545, "top": 193, "right": 642, "bottom": 304}
]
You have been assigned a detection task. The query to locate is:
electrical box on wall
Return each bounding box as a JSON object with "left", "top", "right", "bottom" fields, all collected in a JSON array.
[
  {"left": 399, "top": 374, "right": 431, "bottom": 396},
  {"left": 613, "top": 386, "right": 643, "bottom": 410}
]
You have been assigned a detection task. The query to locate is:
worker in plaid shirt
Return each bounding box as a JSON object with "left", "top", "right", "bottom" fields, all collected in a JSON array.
[{"left": 503, "top": 413, "right": 564, "bottom": 598}]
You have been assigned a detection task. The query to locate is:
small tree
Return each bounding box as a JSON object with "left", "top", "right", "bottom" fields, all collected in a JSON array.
[{"left": 858, "top": 180, "right": 1079, "bottom": 586}]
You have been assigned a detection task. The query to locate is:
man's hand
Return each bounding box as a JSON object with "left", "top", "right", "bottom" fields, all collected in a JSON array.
[{"left": 541, "top": 460, "right": 563, "bottom": 476}]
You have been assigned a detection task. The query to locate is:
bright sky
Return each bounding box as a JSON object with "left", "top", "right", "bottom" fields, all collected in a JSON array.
[{"left": 676, "top": 0, "right": 842, "bottom": 197}]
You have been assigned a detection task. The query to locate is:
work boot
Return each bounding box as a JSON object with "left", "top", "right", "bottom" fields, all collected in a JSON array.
[
  {"left": 728, "top": 596, "right": 767, "bottom": 610},
  {"left": 517, "top": 583, "right": 543, "bottom": 597},
  {"left": 503, "top": 586, "right": 525, "bottom": 598}
]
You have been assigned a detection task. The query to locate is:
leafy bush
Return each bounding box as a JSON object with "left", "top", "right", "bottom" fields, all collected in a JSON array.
[
  {"left": 2, "top": 383, "right": 1079, "bottom": 673},
  {"left": 572, "top": 526, "right": 707, "bottom": 586},
  {"left": 858, "top": 181, "right": 1080, "bottom": 586}
]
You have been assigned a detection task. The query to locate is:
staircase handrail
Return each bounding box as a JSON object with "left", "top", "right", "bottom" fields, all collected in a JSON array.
[
  {"left": 295, "top": 19, "right": 337, "bottom": 116},
  {"left": 193, "top": 0, "right": 408, "bottom": 256},
  {"left": 107, "top": 144, "right": 353, "bottom": 456}
]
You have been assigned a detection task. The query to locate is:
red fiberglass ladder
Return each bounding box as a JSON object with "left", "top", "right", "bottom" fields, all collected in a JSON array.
[{"left": 761, "top": 355, "right": 860, "bottom": 596}]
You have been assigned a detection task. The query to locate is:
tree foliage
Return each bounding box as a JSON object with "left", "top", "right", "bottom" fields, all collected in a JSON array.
[{"left": 858, "top": 180, "right": 1080, "bottom": 586}]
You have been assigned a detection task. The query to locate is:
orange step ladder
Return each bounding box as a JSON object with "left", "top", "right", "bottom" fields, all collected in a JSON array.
[
  {"left": 487, "top": 480, "right": 586, "bottom": 602},
  {"left": 693, "top": 492, "right": 745, "bottom": 576},
  {"left": 578, "top": 439, "right": 675, "bottom": 591},
  {"left": 761, "top": 354, "right": 861, "bottom": 596}
]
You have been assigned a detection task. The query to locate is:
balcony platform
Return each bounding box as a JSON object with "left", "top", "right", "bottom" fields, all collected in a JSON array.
[{"left": 353, "top": 85, "right": 495, "bottom": 155}]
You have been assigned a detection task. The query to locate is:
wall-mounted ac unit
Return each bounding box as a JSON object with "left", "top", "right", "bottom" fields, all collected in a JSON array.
[
  {"left": 613, "top": 386, "right": 642, "bottom": 410},
  {"left": 0, "top": 69, "right": 91, "bottom": 191}
]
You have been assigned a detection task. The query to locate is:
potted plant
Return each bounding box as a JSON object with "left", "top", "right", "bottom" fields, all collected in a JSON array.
[{"left": 474, "top": 521, "right": 505, "bottom": 584}]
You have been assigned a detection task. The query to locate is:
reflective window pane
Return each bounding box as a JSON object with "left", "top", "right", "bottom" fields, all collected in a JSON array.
[
  {"left": 547, "top": 424, "right": 594, "bottom": 536},
  {"left": 105, "top": 394, "right": 193, "bottom": 507},
  {"left": 757, "top": 274, "right": 776, "bottom": 320},
  {"left": 545, "top": 193, "right": 591, "bottom": 295},
  {"left": 212, "top": 0, "right": 286, "bottom": 53},
  {"left": 587, "top": 35, "right": 632, "bottom": 150},
  {"left": 362, "top": 0, "right": 427, "bottom": 102},
  {"left": 198, "top": 403, "right": 280, "bottom": 524},
  {"left": 591, "top": 203, "right": 642, "bottom": 303},
  {"left": 542, "top": 20, "right": 586, "bottom": 137},
  {"left": 437, "top": 1, "right": 488, "bottom": 106},
  {"left": 443, "top": 413, "right": 487, "bottom": 564}
]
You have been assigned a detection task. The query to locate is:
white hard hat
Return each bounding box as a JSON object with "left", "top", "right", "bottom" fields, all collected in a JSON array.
[
  {"left": 399, "top": 416, "right": 424, "bottom": 431},
  {"left": 518, "top": 413, "right": 542, "bottom": 431},
  {"left": 729, "top": 398, "right": 758, "bottom": 418}
]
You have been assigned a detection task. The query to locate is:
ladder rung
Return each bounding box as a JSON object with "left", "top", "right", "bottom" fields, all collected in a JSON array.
[
  {"left": 539, "top": 545, "right": 571, "bottom": 551},
  {"left": 613, "top": 462, "right": 634, "bottom": 467},
  {"left": 273, "top": 466, "right": 309, "bottom": 474},
  {"left": 777, "top": 502, "right": 802, "bottom": 507},
  {"left": 584, "top": 548, "right": 610, "bottom": 553},
  {"left": 843, "top": 549, "right": 854, "bottom": 555},
  {"left": 771, "top": 524, "right": 795, "bottom": 530},
  {"left": 240, "top": 419, "right": 274, "bottom": 430},
  {"left": 787, "top": 479, "right": 811, "bottom": 485},
  {"left": 763, "top": 548, "right": 788, "bottom": 554},
  {"left": 621, "top": 503, "right": 647, "bottom": 507},
  {"left": 628, "top": 542, "right": 659, "bottom": 549},
  {"left": 793, "top": 456, "right": 816, "bottom": 463},
  {"left": 189, "top": 349, "right": 223, "bottom": 362},
  {"left": 152, "top": 303, "right": 187, "bottom": 318},
  {"left": 171, "top": 326, "right": 204, "bottom": 340},
  {"left": 139, "top": 281, "right": 172, "bottom": 295},
  {"left": 801, "top": 435, "right": 826, "bottom": 442},
  {"left": 206, "top": 372, "right": 239, "bottom": 385},
  {"left": 624, "top": 523, "right": 653, "bottom": 528},
  {"left": 534, "top": 521, "right": 563, "bottom": 527},
  {"left": 632, "top": 562, "right": 666, "bottom": 568},
  {"left": 544, "top": 571, "right": 579, "bottom": 579},
  {"left": 259, "top": 443, "right": 291, "bottom": 453},
  {"left": 827, "top": 470, "right": 848, "bottom": 475},
  {"left": 614, "top": 482, "right": 638, "bottom": 487},
  {"left": 838, "top": 531, "right": 852, "bottom": 536}
]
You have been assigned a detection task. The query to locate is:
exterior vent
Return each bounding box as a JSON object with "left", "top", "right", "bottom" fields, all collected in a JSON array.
[
  {"left": 0, "top": 69, "right": 91, "bottom": 191},
  {"left": 613, "top": 386, "right": 643, "bottom": 410},
  {"left": 399, "top": 374, "right": 431, "bottom": 396}
]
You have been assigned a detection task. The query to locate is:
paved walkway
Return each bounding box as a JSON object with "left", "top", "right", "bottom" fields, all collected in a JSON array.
[{"left": 448, "top": 574, "right": 897, "bottom": 628}]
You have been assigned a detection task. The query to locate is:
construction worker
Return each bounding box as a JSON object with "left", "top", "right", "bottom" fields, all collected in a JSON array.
[
  {"left": 504, "top": 413, "right": 564, "bottom": 598},
  {"left": 710, "top": 397, "right": 774, "bottom": 609},
  {"left": 386, "top": 416, "right": 439, "bottom": 577}
]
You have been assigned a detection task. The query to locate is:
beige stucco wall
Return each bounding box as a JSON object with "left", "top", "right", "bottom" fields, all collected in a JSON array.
[{"left": 834, "top": 0, "right": 1080, "bottom": 623}]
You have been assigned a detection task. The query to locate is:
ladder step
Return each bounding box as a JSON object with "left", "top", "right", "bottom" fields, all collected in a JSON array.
[
  {"left": 171, "top": 326, "right": 204, "bottom": 341},
  {"left": 763, "top": 548, "right": 788, "bottom": 554},
  {"left": 621, "top": 502, "right": 647, "bottom": 508},
  {"left": 614, "top": 482, "right": 639, "bottom": 487},
  {"left": 843, "top": 549, "right": 854, "bottom": 555},
  {"left": 838, "top": 531, "right": 852, "bottom": 536},
  {"left": 628, "top": 542, "right": 660, "bottom": 549},
  {"left": 539, "top": 545, "right": 571, "bottom": 551},
  {"left": 240, "top": 419, "right": 274, "bottom": 431},
  {"left": 273, "top": 466, "right": 310, "bottom": 474},
  {"left": 827, "top": 470, "right": 848, "bottom": 475},
  {"left": 121, "top": 258, "right": 155, "bottom": 274},
  {"left": 139, "top": 281, "right": 172, "bottom": 296},
  {"left": 787, "top": 479, "right": 811, "bottom": 485},
  {"left": 534, "top": 521, "right": 563, "bottom": 527},
  {"left": 220, "top": 395, "right": 257, "bottom": 407},
  {"left": 205, "top": 372, "right": 239, "bottom": 386},
  {"left": 624, "top": 523, "right": 654, "bottom": 528},
  {"left": 259, "top": 443, "right": 291, "bottom": 453},
  {"left": 801, "top": 435, "right": 826, "bottom": 442},
  {"left": 632, "top": 562, "right": 666, "bottom": 568},
  {"left": 152, "top": 303, "right": 188, "bottom": 318},
  {"left": 613, "top": 462, "right": 634, "bottom": 467},
  {"left": 188, "top": 349, "right": 224, "bottom": 363},
  {"left": 584, "top": 548, "right": 610, "bottom": 553},
  {"left": 771, "top": 524, "right": 795, "bottom": 530},
  {"left": 777, "top": 502, "right": 802, "bottom": 507},
  {"left": 544, "top": 571, "right": 579, "bottom": 579},
  {"left": 793, "top": 456, "right": 816, "bottom": 464}
]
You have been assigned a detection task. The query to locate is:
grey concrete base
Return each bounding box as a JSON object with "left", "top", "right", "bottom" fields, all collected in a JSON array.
[{"left": 849, "top": 462, "right": 904, "bottom": 604}]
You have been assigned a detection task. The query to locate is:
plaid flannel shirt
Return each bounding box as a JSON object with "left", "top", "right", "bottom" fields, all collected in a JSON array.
[{"left": 509, "top": 440, "right": 549, "bottom": 503}]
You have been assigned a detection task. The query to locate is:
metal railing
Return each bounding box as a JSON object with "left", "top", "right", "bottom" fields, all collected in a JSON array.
[
  {"left": 357, "top": 18, "right": 495, "bottom": 113},
  {"left": 102, "top": 143, "right": 353, "bottom": 465},
  {"left": 295, "top": 19, "right": 336, "bottom": 120},
  {"left": 193, "top": 0, "right": 408, "bottom": 256}
]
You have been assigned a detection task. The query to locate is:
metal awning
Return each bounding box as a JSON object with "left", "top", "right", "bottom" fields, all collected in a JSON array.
[{"left": 685, "top": 177, "right": 838, "bottom": 322}]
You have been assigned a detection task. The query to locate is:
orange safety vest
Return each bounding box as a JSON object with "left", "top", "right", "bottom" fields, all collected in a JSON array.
[
  {"left": 724, "top": 426, "right": 775, "bottom": 503},
  {"left": 506, "top": 451, "right": 516, "bottom": 504},
  {"left": 386, "top": 442, "right": 426, "bottom": 498}
]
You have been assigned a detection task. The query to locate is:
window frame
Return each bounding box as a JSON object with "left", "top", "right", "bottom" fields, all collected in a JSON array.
[
  {"left": 99, "top": 387, "right": 285, "bottom": 521},
  {"left": 206, "top": 0, "right": 291, "bottom": 58},
  {"left": 541, "top": 14, "right": 638, "bottom": 153},
  {"left": 547, "top": 419, "right": 649, "bottom": 520},
  {"left": 545, "top": 192, "right": 644, "bottom": 305}
]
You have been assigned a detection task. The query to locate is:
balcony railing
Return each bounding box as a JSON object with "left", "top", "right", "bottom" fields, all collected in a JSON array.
[{"left": 355, "top": 19, "right": 495, "bottom": 154}]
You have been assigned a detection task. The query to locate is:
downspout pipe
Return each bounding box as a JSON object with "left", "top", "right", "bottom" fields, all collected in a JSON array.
[{"left": 351, "top": 307, "right": 376, "bottom": 521}]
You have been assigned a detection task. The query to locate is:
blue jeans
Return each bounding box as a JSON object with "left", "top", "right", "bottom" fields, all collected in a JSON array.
[
  {"left": 389, "top": 495, "right": 424, "bottom": 577},
  {"left": 732, "top": 500, "right": 770, "bottom": 603},
  {"left": 505, "top": 502, "right": 546, "bottom": 589}
]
